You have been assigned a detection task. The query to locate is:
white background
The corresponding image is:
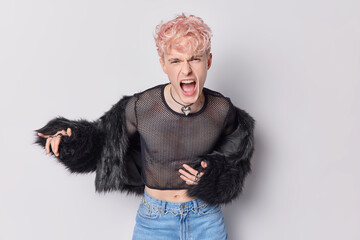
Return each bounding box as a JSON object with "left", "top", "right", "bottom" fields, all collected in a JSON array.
[{"left": 1, "top": 0, "right": 359, "bottom": 239}]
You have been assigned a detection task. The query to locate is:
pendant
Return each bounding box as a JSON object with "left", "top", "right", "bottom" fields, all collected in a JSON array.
[{"left": 181, "top": 106, "right": 191, "bottom": 116}]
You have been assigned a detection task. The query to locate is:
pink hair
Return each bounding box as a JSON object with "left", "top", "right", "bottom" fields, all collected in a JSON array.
[{"left": 154, "top": 13, "right": 212, "bottom": 59}]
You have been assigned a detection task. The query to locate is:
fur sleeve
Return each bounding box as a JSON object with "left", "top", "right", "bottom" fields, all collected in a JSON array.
[
  {"left": 34, "top": 95, "right": 144, "bottom": 196},
  {"left": 33, "top": 96, "right": 133, "bottom": 174},
  {"left": 187, "top": 107, "right": 255, "bottom": 205},
  {"left": 34, "top": 117, "right": 103, "bottom": 173}
]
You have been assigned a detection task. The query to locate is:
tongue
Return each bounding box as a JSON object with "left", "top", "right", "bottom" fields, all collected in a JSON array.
[{"left": 181, "top": 82, "right": 196, "bottom": 92}]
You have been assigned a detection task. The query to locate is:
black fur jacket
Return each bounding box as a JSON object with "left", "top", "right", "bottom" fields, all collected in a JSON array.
[{"left": 34, "top": 95, "right": 255, "bottom": 205}]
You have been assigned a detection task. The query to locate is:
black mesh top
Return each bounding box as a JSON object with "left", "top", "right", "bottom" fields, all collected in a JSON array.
[{"left": 125, "top": 83, "right": 237, "bottom": 190}]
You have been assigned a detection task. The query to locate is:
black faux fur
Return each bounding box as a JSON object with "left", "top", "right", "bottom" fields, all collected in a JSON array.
[
  {"left": 34, "top": 117, "right": 103, "bottom": 173},
  {"left": 34, "top": 95, "right": 144, "bottom": 196},
  {"left": 187, "top": 107, "right": 255, "bottom": 205},
  {"left": 34, "top": 96, "right": 255, "bottom": 203}
]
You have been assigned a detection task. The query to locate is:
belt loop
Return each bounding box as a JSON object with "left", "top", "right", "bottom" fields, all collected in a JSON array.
[
  {"left": 161, "top": 200, "right": 166, "bottom": 214},
  {"left": 193, "top": 199, "right": 198, "bottom": 214},
  {"left": 141, "top": 196, "right": 145, "bottom": 206}
]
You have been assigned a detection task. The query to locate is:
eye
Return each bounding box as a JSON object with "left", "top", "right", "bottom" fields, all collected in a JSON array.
[
  {"left": 171, "top": 60, "right": 180, "bottom": 64},
  {"left": 192, "top": 58, "right": 201, "bottom": 62}
]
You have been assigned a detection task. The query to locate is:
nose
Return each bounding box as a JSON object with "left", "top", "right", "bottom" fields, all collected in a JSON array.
[{"left": 181, "top": 61, "right": 192, "bottom": 75}]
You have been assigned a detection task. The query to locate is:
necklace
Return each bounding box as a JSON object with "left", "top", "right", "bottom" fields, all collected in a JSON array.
[{"left": 169, "top": 85, "right": 194, "bottom": 116}]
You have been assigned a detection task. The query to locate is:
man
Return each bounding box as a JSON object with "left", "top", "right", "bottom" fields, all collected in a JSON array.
[{"left": 35, "top": 13, "right": 255, "bottom": 240}]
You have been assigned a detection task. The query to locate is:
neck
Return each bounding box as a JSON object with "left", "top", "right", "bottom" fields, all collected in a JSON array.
[{"left": 165, "top": 83, "right": 204, "bottom": 114}]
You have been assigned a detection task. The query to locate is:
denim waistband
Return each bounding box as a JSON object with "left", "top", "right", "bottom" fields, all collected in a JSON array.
[{"left": 141, "top": 188, "right": 209, "bottom": 215}]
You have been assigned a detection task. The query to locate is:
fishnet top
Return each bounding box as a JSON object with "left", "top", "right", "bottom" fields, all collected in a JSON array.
[{"left": 125, "top": 83, "right": 237, "bottom": 190}]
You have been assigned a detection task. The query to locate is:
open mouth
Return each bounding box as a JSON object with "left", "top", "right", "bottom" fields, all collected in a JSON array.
[{"left": 180, "top": 80, "right": 196, "bottom": 96}]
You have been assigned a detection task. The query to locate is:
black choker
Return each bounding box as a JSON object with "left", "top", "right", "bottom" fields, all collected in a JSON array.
[{"left": 169, "top": 85, "right": 194, "bottom": 116}]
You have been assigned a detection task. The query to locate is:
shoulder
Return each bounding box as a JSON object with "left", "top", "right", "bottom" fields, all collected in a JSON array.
[
  {"left": 203, "top": 87, "right": 255, "bottom": 130},
  {"left": 133, "top": 83, "right": 165, "bottom": 99},
  {"left": 203, "top": 86, "right": 232, "bottom": 103},
  {"left": 203, "top": 87, "right": 234, "bottom": 115},
  {"left": 113, "top": 83, "right": 165, "bottom": 104},
  {"left": 203, "top": 87, "right": 230, "bottom": 100}
]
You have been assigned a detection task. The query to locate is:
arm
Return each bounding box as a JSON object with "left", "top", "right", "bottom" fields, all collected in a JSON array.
[
  {"left": 34, "top": 95, "right": 138, "bottom": 175},
  {"left": 187, "top": 105, "right": 255, "bottom": 205},
  {"left": 94, "top": 94, "right": 144, "bottom": 195},
  {"left": 34, "top": 117, "right": 103, "bottom": 173}
]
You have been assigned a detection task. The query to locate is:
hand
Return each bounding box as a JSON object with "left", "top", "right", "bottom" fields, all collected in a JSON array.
[
  {"left": 179, "top": 161, "right": 208, "bottom": 185},
  {"left": 37, "top": 128, "right": 72, "bottom": 157}
]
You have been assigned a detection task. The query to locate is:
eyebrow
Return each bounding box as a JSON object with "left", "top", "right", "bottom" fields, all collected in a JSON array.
[
  {"left": 167, "top": 58, "right": 180, "bottom": 62},
  {"left": 167, "top": 55, "right": 203, "bottom": 62}
]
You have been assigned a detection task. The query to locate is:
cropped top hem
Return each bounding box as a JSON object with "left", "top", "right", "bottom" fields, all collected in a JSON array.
[{"left": 144, "top": 184, "right": 189, "bottom": 191}]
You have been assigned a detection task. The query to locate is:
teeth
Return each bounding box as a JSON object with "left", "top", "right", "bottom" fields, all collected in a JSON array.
[{"left": 181, "top": 80, "right": 195, "bottom": 84}]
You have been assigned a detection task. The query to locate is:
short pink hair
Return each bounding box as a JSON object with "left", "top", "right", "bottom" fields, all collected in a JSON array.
[{"left": 154, "top": 13, "right": 212, "bottom": 59}]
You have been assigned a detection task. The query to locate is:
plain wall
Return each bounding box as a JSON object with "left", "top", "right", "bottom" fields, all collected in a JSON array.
[{"left": 1, "top": 0, "right": 359, "bottom": 239}]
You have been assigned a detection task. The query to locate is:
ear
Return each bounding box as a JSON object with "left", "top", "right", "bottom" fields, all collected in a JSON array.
[
  {"left": 207, "top": 53, "right": 213, "bottom": 70},
  {"left": 159, "top": 58, "right": 167, "bottom": 73}
]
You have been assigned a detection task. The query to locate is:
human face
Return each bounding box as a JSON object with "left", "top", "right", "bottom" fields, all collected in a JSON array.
[{"left": 160, "top": 48, "right": 212, "bottom": 105}]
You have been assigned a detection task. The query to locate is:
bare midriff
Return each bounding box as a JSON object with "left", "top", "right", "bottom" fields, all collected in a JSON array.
[{"left": 145, "top": 186, "right": 196, "bottom": 203}]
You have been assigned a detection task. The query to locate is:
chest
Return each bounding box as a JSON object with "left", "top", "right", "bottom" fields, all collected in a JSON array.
[{"left": 138, "top": 115, "right": 224, "bottom": 157}]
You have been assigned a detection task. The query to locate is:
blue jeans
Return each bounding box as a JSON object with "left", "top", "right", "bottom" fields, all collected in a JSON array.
[{"left": 132, "top": 189, "right": 228, "bottom": 240}]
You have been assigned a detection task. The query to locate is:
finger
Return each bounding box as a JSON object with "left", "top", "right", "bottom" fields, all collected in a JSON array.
[
  {"left": 45, "top": 137, "right": 51, "bottom": 154},
  {"left": 50, "top": 138, "right": 56, "bottom": 155},
  {"left": 182, "top": 164, "right": 198, "bottom": 175},
  {"left": 179, "top": 171, "right": 202, "bottom": 184},
  {"left": 195, "top": 171, "right": 204, "bottom": 178},
  {"left": 180, "top": 175, "right": 197, "bottom": 185},
  {"left": 37, "top": 132, "right": 50, "bottom": 138},
  {"left": 179, "top": 169, "right": 197, "bottom": 182},
  {"left": 53, "top": 135, "right": 62, "bottom": 156},
  {"left": 67, "top": 128, "right": 72, "bottom": 137},
  {"left": 201, "top": 161, "right": 207, "bottom": 168}
]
